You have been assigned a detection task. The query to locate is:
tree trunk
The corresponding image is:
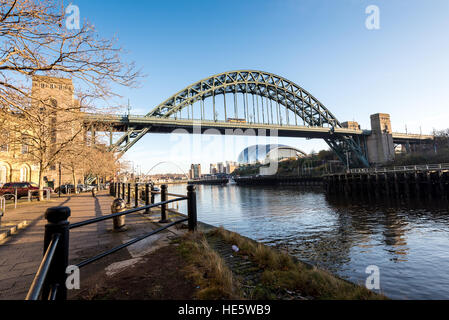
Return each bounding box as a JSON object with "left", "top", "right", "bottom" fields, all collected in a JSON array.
[
  {"left": 72, "top": 169, "right": 78, "bottom": 194},
  {"left": 38, "top": 167, "right": 45, "bottom": 201}
]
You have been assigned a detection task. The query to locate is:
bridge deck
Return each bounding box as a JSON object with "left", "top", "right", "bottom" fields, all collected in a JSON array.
[{"left": 85, "top": 113, "right": 433, "bottom": 143}]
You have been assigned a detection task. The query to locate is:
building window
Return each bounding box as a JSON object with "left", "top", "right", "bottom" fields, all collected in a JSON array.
[
  {"left": 0, "top": 165, "right": 7, "bottom": 184},
  {"left": 0, "top": 144, "right": 8, "bottom": 152},
  {"left": 21, "top": 141, "right": 29, "bottom": 154},
  {"left": 20, "top": 166, "right": 28, "bottom": 182}
]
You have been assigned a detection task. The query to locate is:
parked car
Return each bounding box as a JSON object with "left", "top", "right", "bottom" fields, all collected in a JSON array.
[
  {"left": 0, "top": 182, "right": 39, "bottom": 199},
  {"left": 84, "top": 185, "right": 95, "bottom": 191},
  {"left": 55, "top": 184, "right": 89, "bottom": 194},
  {"left": 55, "top": 184, "right": 75, "bottom": 194},
  {"left": 76, "top": 184, "right": 88, "bottom": 192}
]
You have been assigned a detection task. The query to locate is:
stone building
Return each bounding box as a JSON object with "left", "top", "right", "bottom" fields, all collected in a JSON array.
[{"left": 0, "top": 75, "right": 85, "bottom": 188}]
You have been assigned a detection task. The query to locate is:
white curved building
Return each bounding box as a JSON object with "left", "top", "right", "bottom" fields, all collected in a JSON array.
[{"left": 237, "top": 144, "right": 307, "bottom": 165}]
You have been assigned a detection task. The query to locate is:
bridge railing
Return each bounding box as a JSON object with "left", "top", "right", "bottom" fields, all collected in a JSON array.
[
  {"left": 25, "top": 184, "right": 197, "bottom": 300},
  {"left": 347, "top": 163, "right": 449, "bottom": 174},
  {"left": 391, "top": 132, "right": 434, "bottom": 139}
]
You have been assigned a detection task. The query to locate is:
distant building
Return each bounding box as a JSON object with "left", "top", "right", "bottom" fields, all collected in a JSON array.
[
  {"left": 217, "top": 162, "right": 224, "bottom": 174},
  {"left": 237, "top": 144, "right": 307, "bottom": 165},
  {"left": 189, "top": 164, "right": 201, "bottom": 179},
  {"left": 210, "top": 163, "right": 218, "bottom": 175},
  {"left": 225, "top": 161, "right": 237, "bottom": 174}
]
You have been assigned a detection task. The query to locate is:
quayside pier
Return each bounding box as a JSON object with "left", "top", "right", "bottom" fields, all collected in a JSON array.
[
  {"left": 324, "top": 164, "right": 449, "bottom": 199},
  {"left": 234, "top": 175, "right": 323, "bottom": 186}
]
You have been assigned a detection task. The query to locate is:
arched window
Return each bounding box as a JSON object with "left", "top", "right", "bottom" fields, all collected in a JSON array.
[
  {"left": 0, "top": 165, "right": 7, "bottom": 184},
  {"left": 20, "top": 166, "right": 29, "bottom": 182}
]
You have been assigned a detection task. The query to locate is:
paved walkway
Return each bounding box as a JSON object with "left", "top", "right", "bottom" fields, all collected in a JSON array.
[{"left": 0, "top": 191, "right": 186, "bottom": 300}]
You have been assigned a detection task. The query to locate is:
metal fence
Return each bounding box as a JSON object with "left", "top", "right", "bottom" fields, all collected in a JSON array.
[
  {"left": 25, "top": 184, "right": 197, "bottom": 300},
  {"left": 0, "top": 196, "right": 5, "bottom": 224},
  {"left": 28, "top": 188, "right": 51, "bottom": 202},
  {"left": 347, "top": 163, "right": 449, "bottom": 174}
]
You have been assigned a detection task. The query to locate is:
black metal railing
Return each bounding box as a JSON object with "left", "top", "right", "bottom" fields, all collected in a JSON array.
[{"left": 26, "top": 184, "right": 197, "bottom": 300}]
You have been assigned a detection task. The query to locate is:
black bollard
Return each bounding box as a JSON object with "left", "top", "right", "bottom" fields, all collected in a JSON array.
[
  {"left": 150, "top": 184, "right": 155, "bottom": 204},
  {"left": 159, "top": 184, "right": 171, "bottom": 223},
  {"left": 144, "top": 183, "right": 150, "bottom": 214},
  {"left": 187, "top": 185, "right": 197, "bottom": 232},
  {"left": 42, "top": 206, "right": 71, "bottom": 300},
  {"left": 127, "top": 183, "right": 131, "bottom": 205},
  {"left": 135, "top": 183, "right": 139, "bottom": 208}
]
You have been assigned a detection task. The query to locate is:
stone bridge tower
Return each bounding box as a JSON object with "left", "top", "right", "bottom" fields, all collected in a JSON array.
[{"left": 366, "top": 113, "right": 395, "bottom": 165}]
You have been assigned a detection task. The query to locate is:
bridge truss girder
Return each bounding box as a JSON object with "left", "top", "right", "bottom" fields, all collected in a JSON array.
[{"left": 111, "top": 70, "right": 369, "bottom": 168}]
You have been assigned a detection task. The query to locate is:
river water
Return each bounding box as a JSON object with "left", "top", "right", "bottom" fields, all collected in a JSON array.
[{"left": 166, "top": 183, "right": 449, "bottom": 300}]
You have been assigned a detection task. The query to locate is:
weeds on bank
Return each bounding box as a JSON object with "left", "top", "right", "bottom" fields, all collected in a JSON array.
[
  {"left": 176, "top": 232, "right": 243, "bottom": 300},
  {"left": 80, "top": 285, "right": 120, "bottom": 300},
  {"left": 210, "top": 227, "right": 387, "bottom": 300}
]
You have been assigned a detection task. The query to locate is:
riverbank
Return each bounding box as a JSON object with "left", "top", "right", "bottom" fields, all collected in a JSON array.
[
  {"left": 156, "top": 183, "right": 449, "bottom": 299},
  {"left": 188, "top": 178, "right": 229, "bottom": 185},
  {"left": 74, "top": 225, "right": 385, "bottom": 300},
  {"left": 234, "top": 175, "right": 323, "bottom": 186}
]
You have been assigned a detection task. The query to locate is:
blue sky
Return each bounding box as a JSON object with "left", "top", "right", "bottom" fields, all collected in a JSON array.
[{"left": 71, "top": 0, "right": 449, "bottom": 174}]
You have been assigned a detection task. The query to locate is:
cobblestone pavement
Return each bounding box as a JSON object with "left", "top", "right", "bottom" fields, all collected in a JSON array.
[
  {"left": 0, "top": 190, "right": 191, "bottom": 300},
  {"left": 0, "top": 191, "right": 121, "bottom": 300},
  {"left": 0, "top": 194, "right": 73, "bottom": 300}
]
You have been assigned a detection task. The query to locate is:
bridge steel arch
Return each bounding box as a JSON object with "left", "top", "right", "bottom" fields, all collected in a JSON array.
[
  {"left": 145, "top": 161, "right": 190, "bottom": 179},
  {"left": 113, "top": 70, "right": 369, "bottom": 168}
]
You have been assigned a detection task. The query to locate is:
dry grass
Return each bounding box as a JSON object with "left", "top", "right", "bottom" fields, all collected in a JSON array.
[
  {"left": 176, "top": 232, "right": 243, "bottom": 300},
  {"left": 210, "top": 227, "right": 387, "bottom": 300}
]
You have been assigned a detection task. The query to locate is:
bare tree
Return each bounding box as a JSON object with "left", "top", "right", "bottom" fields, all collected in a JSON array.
[
  {"left": 60, "top": 138, "right": 90, "bottom": 193},
  {"left": 83, "top": 145, "right": 120, "bottom": 184},
  {"left": 0, "top": 0, "right": 142, "bottom": 199},
  {"left": 0, "top": 0, "right": 140, "bottom": 113},
  {"left": 61, "top": 142, "right": 120, "bottom": 190}
]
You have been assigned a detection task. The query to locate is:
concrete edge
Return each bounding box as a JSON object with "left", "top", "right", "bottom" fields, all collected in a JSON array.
[{"left": 0, "top": 220, "right": 29, "bottom": 243}]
